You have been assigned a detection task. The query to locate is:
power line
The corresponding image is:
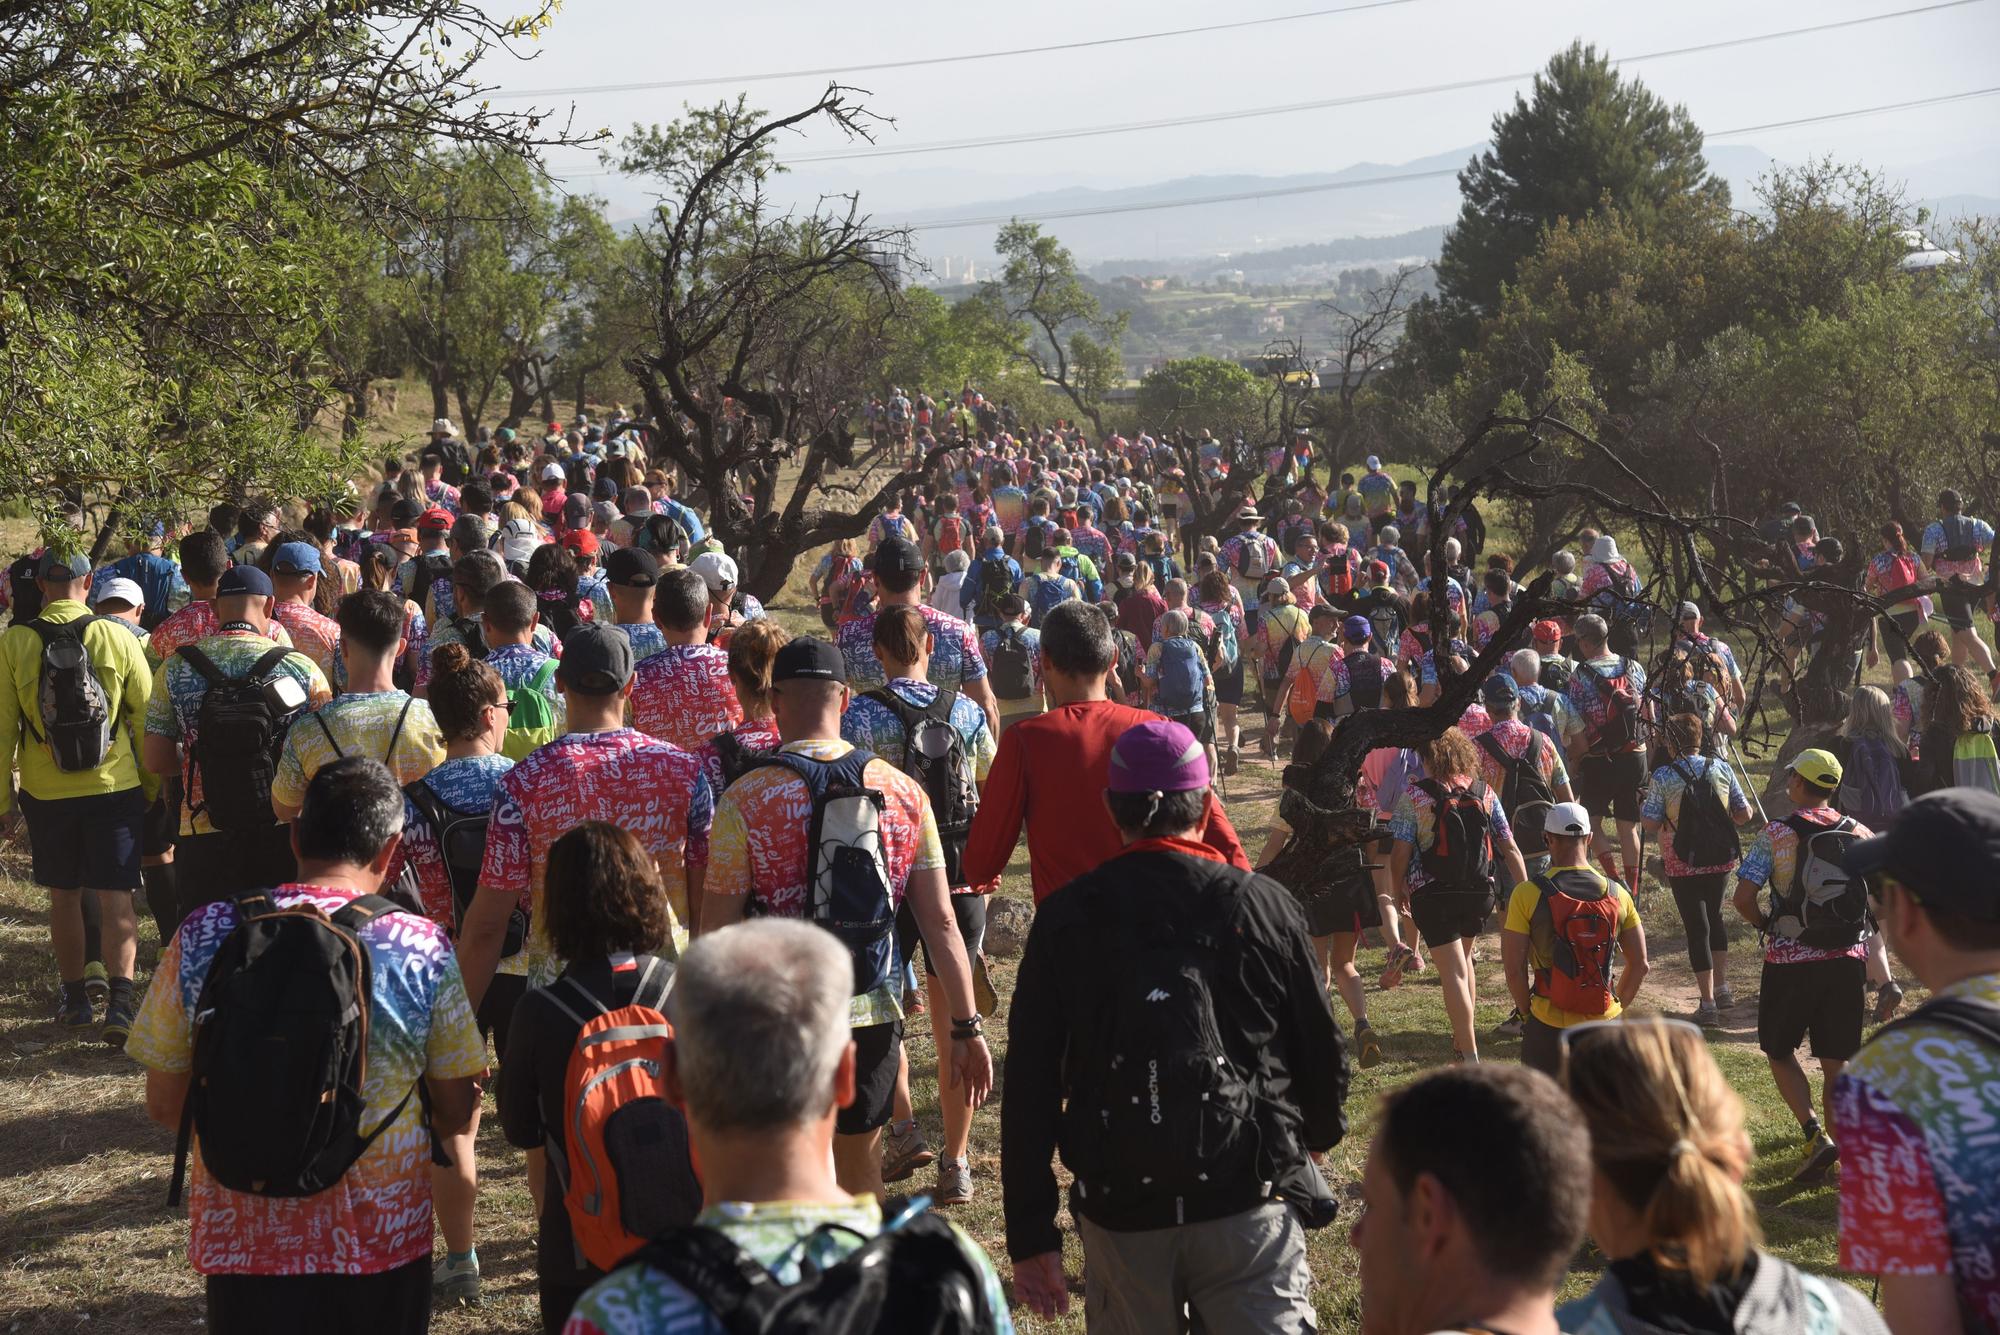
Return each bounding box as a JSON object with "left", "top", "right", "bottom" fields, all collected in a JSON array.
[
  {"left": 896, "top": 87, "right": 2000, "bottom": 231},
  {"left": 486, "top": 0, "right": 1423, "bottom": 100},
  {"left": 783, "top": 0, "right": 1987, "bottom": 163}
]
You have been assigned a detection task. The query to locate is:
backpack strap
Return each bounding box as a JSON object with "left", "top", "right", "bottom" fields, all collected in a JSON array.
[
  {"left": 1473, "top": 729, "right": 1519, "bottom": 774},
  {"left": 630, "top": 1227, "right": 782, "bottom": 1333},
  {"left": 313, "top": 709, "right": 345, "bottom": 759},
  {"left": 381, "top": 695, "right": 415, "bottom": 763},
  {"left": 1875, "top": 995, "right": 2000, "bottom": 1051},
  {"left": 172, "top": 642, "right": 226, "bottom": 687},
  {"left": 529, "top": 657, "right": 559, "bottom": 693}
]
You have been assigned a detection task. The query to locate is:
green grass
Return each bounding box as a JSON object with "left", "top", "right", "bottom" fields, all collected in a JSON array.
[{"left": 0, "top": 429, "right": 1890, "bottom": 1332}]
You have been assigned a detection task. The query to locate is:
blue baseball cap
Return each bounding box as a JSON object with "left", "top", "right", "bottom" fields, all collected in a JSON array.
[
  {"left": 37, "top": 550, "right": 90, "bottom": 580},
  {"left": 271, "top": 541, "right": 323, "bottom": 575},
  {"left": 217, "top": 565, "right": 273, "bottom": 598},
  {"left": 1341, "top": 614, "right": 1372, "bottom": 643},
  {"left": 1482, "top": 673, "right": 1520, "bottom": 705}
]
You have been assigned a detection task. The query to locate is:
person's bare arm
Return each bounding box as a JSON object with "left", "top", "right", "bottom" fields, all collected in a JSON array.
[
  {"left": 1879, "top": 1273, "right": 1967, "bottom": 1335},
  {"left": 1614, "top": 921, "right": 1649, "bottom": 1009},
  {"left": 144, "top": 1069, "right": 191, "bottom": 1132},
  {"left": 425, "top": 1075, "right": 480, "bottom": 1138},
  {"left": 1497, "top": 837, "right": 1527, "bottom": 890},
  {"left": 454, "top": 884, "right": 516, "bottom": 1012},
  {"left": 1254, "top": 818, "right": 1292, "bottom": 870},
  {"left": 906, "top": 866, "right": 993, "bottom": 1107},
  {"left": 699, "top": 889, "right": 747, "bottom": 936},
  {"left": 1500, "top": 929, "right": 1534, "bottom": 1017},
  {"left": 1390, "top": 839, "right": 1413, "bottom": 902},
  {"left": 142, "top": 733, "right": 181, "bottom": 778},
  {"left": 1732, "top": 878, "right": 1765, "bottom": 930},
  {"left": 961, "top": 675, "right": 1000, "bottom": 741}
]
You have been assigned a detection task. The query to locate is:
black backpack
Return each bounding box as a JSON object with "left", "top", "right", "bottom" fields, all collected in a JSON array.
[
  {"left": 1667, "top": 758, "right": 1741, "bottom": 868},
  {"left": 1022, "top": 520, "right": 1048, "bottom": 561},
  {"left": 969, "top": 553, "right": 1014, "bottom": 620},
  {"left": 167, "top": 891, "right": 443, "bottom": 1206},
  {"left": 712, "top": 730, "right": 776, "bottom": 790},
  {"left": 751, "top": 750, "right": 897, "bottom": 996},
  {"left": 398, "top": 778, "right": 521, "bottom": 953},
  {"left": 1944, "top": 513, "right": 1980, "bottom": 563},
  {"left": 407, "top": 551, "right": 454, "bottom": 621},
  {"left": 988, "top": 626, "right": 1034, "bottom": 701},
  {"left": 7, "top": 554, "right": 43, "bottom": 625},
  {"left": 538, "top": 590, "right": 586, "bottom": 645},
  {"left": 1113, "top": 628, "right": 1142, "bottom": 702},
  {"left": 1474, "top": 732, "right": 1555, "bottom": 856},
  {"left": 1070, "top": 868, "right": 1262, "bottom": 1214},
  {"left": 632, "top": 1196, "right": 998, "bottom": 1335},
  {"left": 1344, "top": 651, "right": 1387, "bottom": 710},
  {"left": 25, "top": 615, "right": 114, "bottom": 771},
  {"left": 177, "top": 645, "right": 306, "bottom": 831},
  {"left": 861, "top": 688, "right": 979, "bottom": 886},
  {"left": 1414, "top": 778, "right": 1495, "bottom": 898},
  {"left": 449, "top": 614, "right": 487, "bottom": 657}
]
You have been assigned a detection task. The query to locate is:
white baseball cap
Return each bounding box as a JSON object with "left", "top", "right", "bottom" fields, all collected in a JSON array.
[
  {"left": 90, "top": 576, "right": 145, "bottom": 610},
  {"left": 1365, "top": 455, "right": 1382, "bottom": 471},
  {"left": 690, "top": 551, "right": 738, "bottom": 591},
  {"left": 540, "top": 462, "right": 566, "bottom": 482},
  {"left": 1544, "top": 801, "right": 1592, "bottom": 839}
]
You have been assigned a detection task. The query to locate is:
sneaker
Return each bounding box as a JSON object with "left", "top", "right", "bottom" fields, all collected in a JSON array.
[
  {"left": 1222, "top": 747, "right": 1241, "bottom": 777},
  {"left": 882, "top": 1122, "right": 934, "bottom": 1184},
  {"left": 934, "top": 1158, "right": 973, "bottom": 1205},
  {"left": 432, "top": 1253, "right": 482, "bottom": 1308},
  {"left": 57, "top": 992, "right": 94, "bottom": 1030},
  {"left": 1356, "top": 1025, "right": 1384, "bottom": 1070},
  {"left": 1715, "top": 982, "right": 1736, "bottom": 1009},
  {"left": 1693, "top": 1000, "right": 1721, "bottom": 1028},
  {"left": 82, "top": 962, "right": 110, "bottom": 1008},
  {"left": 1495, "top": 1009, "right": 1524, "bottom": 1039},
  {"left": 1377, "top": 944, "right": 1416, "bottom": 991},
  {"left": 100, "top": 996, "right": 137, "bottom": 1049},
  {"left": 1871, "top": 981, "right": 1905, "bottom": 1026},
  {"left": 1794, "top": 1133, "right": 1840, "bottom": 1183}
]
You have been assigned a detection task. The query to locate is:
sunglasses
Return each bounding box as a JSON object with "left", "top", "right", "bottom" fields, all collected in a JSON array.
[{"left": 1559, "top": 1015, "right": 1704, "bottom": 1056}]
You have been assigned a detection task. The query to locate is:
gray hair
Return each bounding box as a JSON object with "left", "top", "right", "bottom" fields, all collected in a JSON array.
[
  {"left": 1552, "top": 551, "right": 1577, "bottom": 575},
  {"left": 669, "top": 921, "right": 853, "bottom": 1131},
  {"left": 1443, "top": 537, "right": 1461, "bottom": 562},
  {"left": 1162, "top": 577, "right": 1189, "bottom": 605},
  {"left": 943, "top": 549, "right": 971, "bottom": 574},
  {"left": 1379, "top": 525, "right": 1400, "bottom": 545},
  {"left": 982, "top": 525, "right": 1004, "bottom": 549},
  {"left": 1574, "top": 613, "right": 1609, "bottom": 646},
  {"left": 1509, "top": 648, "right": 1542, "bottom": 684},
  {"left": 1161, "top": 610, "right": 1189, "bottom": 638}
]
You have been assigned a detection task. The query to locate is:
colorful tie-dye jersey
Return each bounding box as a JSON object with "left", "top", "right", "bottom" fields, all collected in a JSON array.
[
  {"left": 480, "top": 729, "right": 711, "bottom": 980},
  {"left": 1640, "top": 754, "right": 1751, "bottom": 877},
  {"left": 272, "top": 691, "right": 446, "bottom": 811},
  {"left": 692, "top": 717, "right": 783, "bottom": 798},
  {"left": 837, "top": 606, "right": 989, "bottom": 695},
  {"left": 147, "top": 601, "right": 294, "bottom": 667},
  {"left": 1390, "top": 778, "right": 1513, "bottom": 893},
  {"left": 1836, "top": 971, "right": 2000, "bottom": 1333},
  {"left": 146, "top": 631, "right": 332, "bottom": 835},
  {"left": 708, "top": 739, "right": 943, "bottom": 1027},
  {"left": 562, "top": 1197, "right": 1014, "bottom": 1335},
  {"left": 270, "top": 599, "right": 341, "bottom": 680},
  {"left": 631, "top": 643, "right": 742, "bottom": 752},
  {"left": 1921, "top": 516, "right": 1994, "bottom": 580},
  {"left": 125, "top": 884, "right": 484, "bottom": 1274}
]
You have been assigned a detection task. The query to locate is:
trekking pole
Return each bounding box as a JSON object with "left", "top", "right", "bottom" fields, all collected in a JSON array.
[{"left": 1722, "top": 734, "right": 1768, "bottom": 824}]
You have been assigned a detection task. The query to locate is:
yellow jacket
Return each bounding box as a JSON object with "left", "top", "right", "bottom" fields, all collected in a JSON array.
[{"left": 0, "top": 600, "right": 157, "bottom": 813}]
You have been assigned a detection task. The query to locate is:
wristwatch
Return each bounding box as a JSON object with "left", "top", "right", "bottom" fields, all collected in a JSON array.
[{"left": 950, "top": 1013, "right": 984, "bottom": 1040}]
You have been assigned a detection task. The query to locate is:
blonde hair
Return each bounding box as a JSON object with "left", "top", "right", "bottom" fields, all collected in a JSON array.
[
  {"left": 1419, "top": 726, "right": 1479, "bottom": 782},
  {"left": 727, "top": 618, "right": 791, "bottom": 719},
  {"left": 1840, "top": 684, "right": 1899, "bottom": 746},
  {"left": 1563, "top": 1018, "right": 1759, "bottom": 1289}
]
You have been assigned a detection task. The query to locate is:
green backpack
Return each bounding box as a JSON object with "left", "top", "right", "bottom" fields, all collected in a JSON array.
[{"left": 503, "top": 659, "right": 561, "bottom": 760}]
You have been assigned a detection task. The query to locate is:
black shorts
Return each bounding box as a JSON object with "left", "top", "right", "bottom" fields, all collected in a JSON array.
[
  {"left": 1757, "top": 955, "right": 1866, "bottom": 1062},
  {"left": 1214, "top": 659, "right": 1244, "bottom": 707},
  {"left": 1876, "top": 609, "right": 1925, "bottom": 652},
  {"left": 1300, "top": 873, "right": 1382, "bottom": 937},
  {"left": 893, "top": 893, "right": 988, "bottom": 979},
  {"left": 480, "top": 972, "right": 528, "bottom": 1056},
  {"left": 1574, "top": 750, "right": 1648, "bottom": 823},
  {"left": 19, "top": 788, "right": 145, "bottom": 891},
  {"left": 207, "top": 1255, "right": 429, "bottom": 1335},
  {"left": 1409, "top": 887, "right": 1492, "bottom": 949},
  {"left": 1938, "top": 583, "right": 1979, "bottom": 632},
  {"left": 836, "top": 1019, "right": 904, "bottom": 1136},
  {"left": 1165, "top": 709, "right": 1215, "bottom": 746}
]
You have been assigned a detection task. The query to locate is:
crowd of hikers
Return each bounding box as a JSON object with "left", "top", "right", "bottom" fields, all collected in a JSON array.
[{"left": 0, "top": 398, "right": 1994, "bottom": 1335}]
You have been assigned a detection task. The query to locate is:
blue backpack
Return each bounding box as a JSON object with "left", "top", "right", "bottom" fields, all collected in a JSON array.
[
  {"left": 1026, "top": 573, "right": 1070, "bottom": 628},
  {"left": 1520, "top": 683, "right": 1561, "bottom": 745},
  {"left": 1153, "top": 636, "right": 1206, "bottom": 716}
]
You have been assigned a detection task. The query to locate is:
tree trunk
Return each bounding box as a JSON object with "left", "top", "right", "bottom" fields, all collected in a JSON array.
[
  {"left": 506, "top": 375, "right": 538, "bottom": 425},
  {"left": 429, "top": 372, "right": 450, "bottom": 422},
  {"left": 539, "top": 385, "right": 556, "bottom": 427},
  {"left": 573, "top": 370, "right": 588, "bottom": 420},
  {"left": 342, "top": 381, "right": 370, "bottom": 441}
]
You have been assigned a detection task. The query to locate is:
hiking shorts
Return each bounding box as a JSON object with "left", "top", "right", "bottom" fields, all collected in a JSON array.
[
  {"left": 1574, "top": 750, "right": 1648, "bottom": 823},
  {"left": 206, "top": 1255, "right": 429, "bottom": 1335},
  {"left": 1079, "top": 1202, "right": 1314, "bottom": 1335},
  {"left": 1409, "top": 887, "right": 1492, "bottom": 949},
  {"left": 18, "top": 788, "right": 145, "bottom": 891},
  {"left": 1936, "top": 582, "right": 1980, "bottom": 632},
  {"left": 1758, "top": 956, "right": 1866, "bottom": 1062},
  {"left": 893, "top": 893, "right": 987, "bottom": 979},
  {"left": 1300, "top": 873, "right": 1382, "bottom": 938},
  {"left": 836, "top": 1019, "right": 904, "bottom": 1136},
  {"left": 1214, "top": 659, "right": 1244, "bottom": 707},
  {"left": 1877, "top": 609, "right": 1926, "bottom": 652}
]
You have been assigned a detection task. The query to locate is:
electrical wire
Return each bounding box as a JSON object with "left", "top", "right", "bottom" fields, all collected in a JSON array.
[
  {"left": 486, "top": 0, "right": 1424, "bottom": 99},
  {"left": 895, "top": 86, "right": 2000, "bottom": 231}
]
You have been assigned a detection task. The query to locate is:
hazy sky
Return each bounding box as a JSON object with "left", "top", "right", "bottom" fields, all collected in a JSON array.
[{"left": 490, "top": 0, "right": 1999, "bottom": 215}]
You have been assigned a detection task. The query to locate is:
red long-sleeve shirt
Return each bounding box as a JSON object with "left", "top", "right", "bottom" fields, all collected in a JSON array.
[{"left": 962, "top": 699, "right": 1248, "bottom": 902}]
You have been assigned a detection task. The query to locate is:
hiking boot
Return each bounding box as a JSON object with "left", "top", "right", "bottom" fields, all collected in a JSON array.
[
  {"left": 57, "top": 992, "right": 94, "bottom": 1030},
  {"left": 82, "top": 961, "right": 110, "bottom": 1008},
  {"left": 1356, "top": 1024, "right": 1384, "bottom": 1069},
  {"left": 1693, "top": 1000, "right": 1722, "bottom": 1028},
  {"left": 1495, "top": 1009, "right": 1524, "bottom": 1039},
  {"left": 100, "top": 995, "right": 137, "bottom": 1049},
  {"left": 1714, "top": 982, "right": 1736, "bottom": 1009},
  {"left": 432, "top": 1253, "right": 482, "bottom": 1307},
  {"left": 882, "top": 1122, "right": 934, "bottom": 1184},
  {"left": 934, "top": 1158, "right": 973, "bottom": 1205},
  {"left": 1871, "top": 981, "right": 1905, "bottom": 1026},
  {"left": 1222, "top": 747, "right": 1240, "bottom": 777},
  {"left": 1794, "top": 1133, "right": 1840, "bottom": 1183}
]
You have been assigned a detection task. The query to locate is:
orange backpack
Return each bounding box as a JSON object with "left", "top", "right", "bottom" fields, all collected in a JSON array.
[
  {"left": 540, "top": 958, "right": 701, "bottom": 1271},
  {"left": 1528, "top": 871, "right": 1623, "bottom": 1014}
]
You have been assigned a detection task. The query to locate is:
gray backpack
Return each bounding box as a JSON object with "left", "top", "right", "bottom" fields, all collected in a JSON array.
[{"left": 28, "top": 616, "right": 113, "bottom": 771}]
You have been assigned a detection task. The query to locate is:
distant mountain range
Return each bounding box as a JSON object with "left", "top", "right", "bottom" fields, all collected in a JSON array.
[{"left": 884, "top": 141, "right": 1997, "bottom": 274}]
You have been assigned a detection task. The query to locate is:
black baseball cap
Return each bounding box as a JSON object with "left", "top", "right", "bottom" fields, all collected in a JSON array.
[
  {"left": 390, "top": 498, "right": 426, "bottom": 526},
  {"left": 217, "top": 565, "right": 273, "bottom": 599},
  {"left": 771, "top": 636, "right": 846, "bottom": 685},
  {"left": 871, "top": 537, "right": 925, "bottom": 578},
  {"left": 605, "top": 546, "right": 659, "bottom": 588},
  {"left": 1846, "top": 788, "right": 2000, "bottom": 922},
  {"left": 556, "top": 623, "right": 635, "bottom": 695}
]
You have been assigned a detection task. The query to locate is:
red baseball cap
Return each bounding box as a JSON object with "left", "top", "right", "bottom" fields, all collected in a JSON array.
[
  {"left": 561, "top": 528, "right": 601, "bottom": 557},
  {"left": 416, "top": 507, "right": 454, "bottom": 533},
  {"left": 1532, "top": 618, "right": 1566, "bottom": 644}
]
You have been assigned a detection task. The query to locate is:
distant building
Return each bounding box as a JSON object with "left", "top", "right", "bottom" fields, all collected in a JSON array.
[{"left": 1213, "top": 269, "right": 1245, "bottom": 287}]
